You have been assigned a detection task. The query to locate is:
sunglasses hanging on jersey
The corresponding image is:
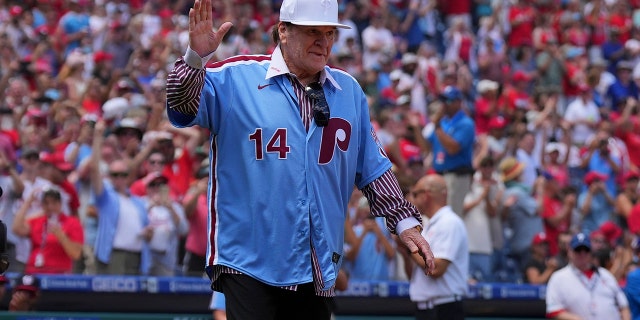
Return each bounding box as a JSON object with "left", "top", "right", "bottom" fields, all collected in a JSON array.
[{"left": 304, "top": 82, "right": 330, "bottom": 127}]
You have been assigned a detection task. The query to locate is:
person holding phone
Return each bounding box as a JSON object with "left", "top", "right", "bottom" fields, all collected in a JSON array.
[
  {"left": 144, "top": 173, "right": 189, "bottom": 276},
  {"left": 12, "top": 188, "right": 84, "bottom": 274}
]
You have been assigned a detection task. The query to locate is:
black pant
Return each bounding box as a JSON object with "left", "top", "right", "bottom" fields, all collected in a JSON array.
[
  {"left": 183, "top": 251, "right": 206, "bottom": 277},
  {"left": 415, "top": 300, "right": 465, "bottom": 320},
  {"left": 219, "top": 273, "right": 333, "bottom": 320}
]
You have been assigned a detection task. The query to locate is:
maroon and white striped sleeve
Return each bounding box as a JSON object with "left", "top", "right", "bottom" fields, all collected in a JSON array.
[
  {"left": 166, "top": 57, "right": 206, "bottom": 116},
  {"left": 361, "top": 169, "right": 423, "bottom": 234}
]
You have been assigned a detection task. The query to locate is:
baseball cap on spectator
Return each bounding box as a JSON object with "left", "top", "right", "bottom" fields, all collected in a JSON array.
[
  {"left": 114, "top": 118, "right": 143, "bottom": 139},
  {"left": 65, "top": 50, "right": 87, "bottom": 67},
  {"left": 40, "top": 152, "right": 73, "bottom": 172},
  {"left": 401, "top": 53, "right": 418, "bottom": 65},
  {"left": 389, "top": 69, "right": 403, "bottom": 81},
  {"left": 156, "top": 131, "right": 174, "bottom": 141},
  {"left": 142, "top": 131, "right": 173, "bottom": 145},
  {"left": 617, "top": 60, "right": 635, "bottom": 71},
  {"left": 102, "top": 97, "right": 129, "bottom": 121},
  {"left": 599, "top": 221, "right": 623, "bottom": 247},
  {"left": 116, "top": 78, "right": 135, "bottom": 92},
  {"left": 34, "top": 25, "right": 51, "bottom": 36},
  {"left": 545, "top": 142, "right": 565, "bottom": 157},
  {"left": 622, "top": 171, "right": 640, "bottom": 183},
  {"left": 146, "top": 172, "right": 169, "bottom": 186},
  {"left": 396, "top": 95, "right": 411, "bottom": 106},
  {"left": 439, "top": 86, "right": 463, "bottom": 101},
  {"left": 590, "top": 229, "right": 605, "bottom": 242},
  {"left": 590, "top": 57, "right": 608, "bottom": 68},
  {"left": 110, "top": 21, "right": 125, "bottom": 30},
  {"left": 158, "top": 8, "right": 173, "bottom": 19},
  {"left": 564, "top": 46, "right": 585, "bottom": 59},
  {"left": 279, "top": 0, "right": 351, "bottom": 29},
  {"left": 584, "top": 171, "right": 607, "bottom": 185},
  {"left": 570, "top": 233, "right": 591, "bottom": 251},
  {"left": 488, "top": 116, "right": 507, "bottom": 130},
  {"left": 33, "top": 59, "right": 53, "bottom": 74},
  {"left": 9, "top": 5, "right": 23, "bottom": 17},
  {"left": 626, "top": 39, "right": 640, "bottom": 53},
  {"left": 532, "top": 232, "right": 548, "bottom": 246},
  {"left": 14, "top": 274, "right": 40, "bottom": 296},
  {"left": 498, "top": 157, "right": 525, "bottom": 182},
  {"left": 477, "top": 79, "right": 499, "bottom": 94},
  {"left": 540, "top": 33, "right": 557, "bottom": 45},
  {"left": 81, "top": 113, "right": 99, "bottom": 125},
  {"left": 44, "top": 89, "right": 61, "bottom": 101},
  {"left": 512, "top": 71, "right": 531, "bottom": 82},
  {"left": 94, "top": 51, "right": 113, "bottom": 64}
]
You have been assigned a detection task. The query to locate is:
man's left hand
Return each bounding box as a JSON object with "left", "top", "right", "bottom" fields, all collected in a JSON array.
[{"left": 399, "top": 227, "right": 435, "bottom": 275}]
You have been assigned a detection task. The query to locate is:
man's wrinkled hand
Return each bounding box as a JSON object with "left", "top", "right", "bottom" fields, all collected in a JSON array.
[{"left": 399, "top": 226, "right": 435, "bottom": 275}]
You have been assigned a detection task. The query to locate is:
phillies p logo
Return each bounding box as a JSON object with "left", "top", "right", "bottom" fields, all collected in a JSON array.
[{"left": 318, "top": 118, "right": 351, "bottom": 164}]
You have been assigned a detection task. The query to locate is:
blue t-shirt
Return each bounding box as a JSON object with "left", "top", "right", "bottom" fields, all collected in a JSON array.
[{"left": 427, "top": 110, "right": 476, "bottom": 172}]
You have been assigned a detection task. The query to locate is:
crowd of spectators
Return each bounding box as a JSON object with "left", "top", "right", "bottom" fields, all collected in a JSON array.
[{"left": 1, "top": 0, "right": 640, "bottom": 292}]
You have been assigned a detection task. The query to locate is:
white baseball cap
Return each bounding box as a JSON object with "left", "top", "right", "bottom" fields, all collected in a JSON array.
[{"left": 280, "top": 0, "right": 351, "bottom": 29}]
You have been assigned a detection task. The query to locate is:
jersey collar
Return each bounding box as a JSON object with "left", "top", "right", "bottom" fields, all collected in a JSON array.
[{"left": 266, "top": 45, "right": 342, "bottom": 90}]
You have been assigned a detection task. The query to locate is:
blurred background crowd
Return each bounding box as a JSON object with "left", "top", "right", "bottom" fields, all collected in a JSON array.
[{"left": 1, "top": 0, "right": 640, "bottom": 291}]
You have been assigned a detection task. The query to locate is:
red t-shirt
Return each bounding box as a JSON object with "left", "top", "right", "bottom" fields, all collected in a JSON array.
[
  {"left": 562, "top": 62, "right": 581, "bottom": 97},
  {"left": 609, "top": 14, "right": 632, "bottom": 43},
  {"left": 474, "top": 96, "right": 506, "bottom": 134},
  {"left": 628, "top": 203, "right": 640, "bottom": 235},
  {"left": 398, "top": 138, "right": 421, "bottom": 162},
  {"left": 184, "top": 193, "right": 209, "bottom": 256},
  {"left": 26, "top": 214, "right": 84, "bottom": 274},
  {"left": 58, "top": 180, "right": 80, "bottom": 217},
  {"left": 438, "top": 0, "right": 471, "bottom": 15},
  {"left": 508, "top": 6, "right": 535, "bottom": 47},
  {"left": 163, "top": 150, "right": 194, "bottom": 201},
  {"left": 618, "top": 131, "right": 640, "bottom": 168},
  {"left": 542, "top": 196, "right": 569, "bottom": 256}
]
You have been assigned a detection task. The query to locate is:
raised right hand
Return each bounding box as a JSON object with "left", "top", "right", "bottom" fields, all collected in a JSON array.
[{"left": 189, "top": 0, "right": 233, "bottom": 58}]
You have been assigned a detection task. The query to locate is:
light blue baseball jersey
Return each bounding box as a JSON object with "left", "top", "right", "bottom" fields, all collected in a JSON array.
[{"left": 167, "top": 47, "right": 391, "bottom": 291}]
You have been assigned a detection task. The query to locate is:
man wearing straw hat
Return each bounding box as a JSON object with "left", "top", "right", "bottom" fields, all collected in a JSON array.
[{"left": 499, "top": 157, "right": 543, "bottom": 282}]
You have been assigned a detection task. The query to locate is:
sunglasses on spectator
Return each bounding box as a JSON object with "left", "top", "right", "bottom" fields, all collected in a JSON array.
[
  {"left": 110, "top": 172, "right": 128, "bottom": 178},
  {"left": 573, "top": 247, "right": 590, "bottom": 254},
  {"left": 148, "top": 159, "right": 165, "bottom": 165},
  {"left": 23, "top": 155, "right": 39, "bottom": 161},
  {"left": 304, "top": 82, "right": 330, "bottom": 127},
  {"left": 148, "top": 181, "right": 166, "bottom": 188}
]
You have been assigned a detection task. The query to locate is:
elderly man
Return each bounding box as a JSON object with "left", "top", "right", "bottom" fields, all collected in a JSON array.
[
  {"left": 546, "top": 233, "right": 630, "bottom": 320},
  {"left": 165, "top": 0, "right": 435, "bottom": 318}
]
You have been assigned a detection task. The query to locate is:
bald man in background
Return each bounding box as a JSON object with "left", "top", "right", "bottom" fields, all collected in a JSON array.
[{"left": 406, "top": 174, "right": 469, "bottom": 320}]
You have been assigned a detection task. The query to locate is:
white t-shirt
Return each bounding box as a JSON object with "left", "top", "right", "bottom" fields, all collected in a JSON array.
[
  {"left": 463, "top": 174, "right": 499, "bottom": 255},
  {"left": 564, "top": 98, "right": 601, "bottom": 146},
  {"left": 410, "top": 206, "right": 469, "bottom": 302},
  {"left": 112, "top": 196, "right": 144, "bottom": 252},
  {"left": 546, "top": 265, "right": 628, "bottom": 320}
]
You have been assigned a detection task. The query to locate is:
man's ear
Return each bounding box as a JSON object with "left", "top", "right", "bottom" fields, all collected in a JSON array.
[{"left": 278, "top": 22, "right": 288, "bottom": 43}]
